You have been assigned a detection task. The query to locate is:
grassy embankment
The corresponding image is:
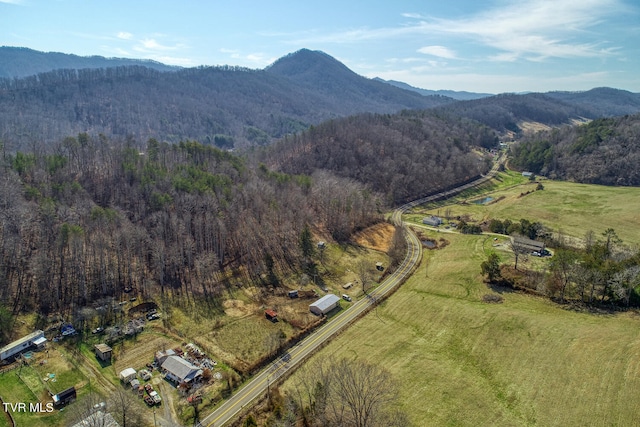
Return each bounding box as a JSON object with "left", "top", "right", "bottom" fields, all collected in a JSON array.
[{"left": 279, "top": 174, "right": 640, "bottom": 426}]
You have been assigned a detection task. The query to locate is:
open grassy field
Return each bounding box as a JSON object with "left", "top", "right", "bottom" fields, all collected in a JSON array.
[{"left": 283, "top": 230, "right": 640, "bottom": 426}]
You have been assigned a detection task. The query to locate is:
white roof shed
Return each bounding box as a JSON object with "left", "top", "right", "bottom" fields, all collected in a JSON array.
[
  {"left": 119, "top": 368, "right": 137, "bottom": 383},
  {"left": 310, "top": 294, "right": 341, "bottom": 316}
]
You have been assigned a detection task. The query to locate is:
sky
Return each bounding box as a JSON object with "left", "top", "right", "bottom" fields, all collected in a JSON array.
[{"left": 1, "top": 0, "right": 639, "bottom": 94}]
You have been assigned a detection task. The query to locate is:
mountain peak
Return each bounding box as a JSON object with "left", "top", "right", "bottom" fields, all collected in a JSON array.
[{"left": 265, "top": 49, "right": 354, "bottom": 79}]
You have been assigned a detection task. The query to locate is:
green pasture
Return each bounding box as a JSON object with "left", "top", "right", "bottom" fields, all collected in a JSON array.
[
  {"left": 285, "top": 231, "right": 640, "bottom": 426},
  {"left": 409, "top": 173, "right": 640, "bottom": 246},
  {"left": 0, "top": 368, "right": 65, "bottom": 427}
]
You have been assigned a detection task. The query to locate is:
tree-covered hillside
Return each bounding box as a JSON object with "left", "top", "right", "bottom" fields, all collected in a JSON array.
[
  {"left": 510, "top": 113, "right": 640, "bottom": 185},
  {"left": 263, "top": 111, "right": 496, "bottom": 204},
  {"left": 0, "top": 136, "right": 382, "bottom": 318}
]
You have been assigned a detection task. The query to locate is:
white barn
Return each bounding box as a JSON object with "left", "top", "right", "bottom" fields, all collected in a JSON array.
[{"left": 309, "top": 294, "right": 341, "bottom": 316}]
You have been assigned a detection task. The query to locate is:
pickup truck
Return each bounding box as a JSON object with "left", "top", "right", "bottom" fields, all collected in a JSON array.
[{"left": 149, "top": 391, "right": 162, "bottom": 405}]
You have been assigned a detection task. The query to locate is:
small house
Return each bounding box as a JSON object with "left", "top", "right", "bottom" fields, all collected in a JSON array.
[
  {"left": 309, "top": 294, "right": 341, "bottom": 316},
  {"left": 0, "top": 330, "right": 46, "bottom": 362},
  {"left": 265, "top": 309, "right": 278, "bottom": 322},
  {"left": 119, "top": 368, "right": 137, "bottom": 384},
  {"left": 342, "top": 282, "right": 353, "bottom": 289},
  {"left": 161, "top": 355, "right": 203, "bottom": 385},
  {"left": 511, "top": 235, "right": 546, "bottom": 253},
  {"left": 287, "top": 290, "right": 299, "bottom": 298},
  {"left": 522, "top": 171, "right": 533, "bottom": 177},
  {"left": 422, "top": 216, "right": 443, "bottom": 226},
  {"left": 52, "top": 387, "right": 76, "bottom": 408},
  {"left": 94, "top": 343, "right": 112, "bottom": 362}
]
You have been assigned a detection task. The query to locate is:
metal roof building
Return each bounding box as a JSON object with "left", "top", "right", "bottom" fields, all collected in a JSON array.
[
  {"left": 161, "top": 355, "right": 203, "bottom": 384},
  {"left": 309, "top": 294, "right": 341, "bottom": 316}
]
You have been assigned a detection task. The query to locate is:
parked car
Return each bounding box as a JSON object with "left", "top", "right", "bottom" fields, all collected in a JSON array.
[
  {"left": 144, "top": 384, "right": 154, "bottom": 394},
  {"left": 143, "top": 396, "right": 154, "bottom": 406},
  {"left": 342, "top": 294, "right": 352, "bottom": 302},
  {"left": 91, "top": 327, "right": 104, "bottom": 334}
]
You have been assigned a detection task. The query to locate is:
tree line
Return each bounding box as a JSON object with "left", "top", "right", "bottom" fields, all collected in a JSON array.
[{"left": 483, "top": 228, "right": 640, "bottom": 308}]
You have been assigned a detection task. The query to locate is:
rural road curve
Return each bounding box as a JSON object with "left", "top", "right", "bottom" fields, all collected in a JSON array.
[{"left": 201, "top": 155, "right": 504, "bottom": 427}]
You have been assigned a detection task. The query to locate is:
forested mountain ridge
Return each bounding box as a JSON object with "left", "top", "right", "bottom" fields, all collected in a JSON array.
[
  {"left": 0, "top": 46, "right": 179, "bottom": 78},
  {"left": 434, "top": 90, "right": 640, "bottom": 134},
  {"left": 545, "top": 87, "right": 640, "bottom": 118},
  {"left": 262, "top": 110, "right": 495, "bottom": 205},
  {"left": 510, "top": 113, "right": 640, "bottom": 185},
  {"left": 0, "top": 49, "right": 451, "bottom": 150},
  {"left": 373, "top": 77, "right": 493, "bottom": 100},
  {"left": 266, "top": 49, "right": 452, "bottom": 110}
]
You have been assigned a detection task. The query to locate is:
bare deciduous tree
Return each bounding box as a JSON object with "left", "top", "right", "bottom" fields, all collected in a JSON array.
[{"left": 288, "top": 357, "right": 406, "bottom": 427}]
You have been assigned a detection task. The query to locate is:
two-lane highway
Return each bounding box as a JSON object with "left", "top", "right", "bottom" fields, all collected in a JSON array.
[
  {"left": 201, "top": 225, "right": 422, "bottom": 427},
  {"left": 201, "top": 155, "right": 504, "bottom": 427}
]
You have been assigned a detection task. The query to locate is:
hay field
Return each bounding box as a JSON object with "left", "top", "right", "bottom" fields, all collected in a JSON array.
[{"left": 286, "top": 231, "right": 640, "bottom": 426}]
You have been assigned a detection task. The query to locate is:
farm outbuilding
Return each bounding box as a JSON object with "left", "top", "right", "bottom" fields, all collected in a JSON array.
[
  {"left": 265, "top": 309, "right": 278, "bottom": 322},
  {"left": 0, "top": 330, "right": 46, "bottom": 362},
  {"left": 52, "top": 387, "right": 76, "bottom": 408},
  {"left": 119, "top": 368, "right": 137, "bottom": 383},
  {"left": 94, "top": 343, "right": 112, "bottom": 362},
  {"left": 310, "top": 294, "right": 341, "bottom": 316}
]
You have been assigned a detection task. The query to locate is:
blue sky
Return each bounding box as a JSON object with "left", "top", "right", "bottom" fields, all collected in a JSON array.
[{"left": 1, "top": 0, "right": 638, "bottom": 93}]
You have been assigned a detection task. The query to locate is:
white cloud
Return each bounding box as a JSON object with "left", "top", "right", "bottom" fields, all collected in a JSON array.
[
  {"left": 136, "top": 38, "right": 176, "bottom": 51},
  {"left": 0, "top": 0, "right": 23, "bottom": 4},
  {"left": 286, "top": 0, "right": 627, "bottom": 62},
  {"left": 420, "top": 0, "right": 627, "bottom": 61},
  {"left": 117, "top": 32, "right": 133, "bottom": 40},
  {"left": 418, "top": 45, "right": 457, "bottom": 59}
]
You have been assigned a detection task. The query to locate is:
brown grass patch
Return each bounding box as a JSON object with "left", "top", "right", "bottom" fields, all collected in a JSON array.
[
  {"left": 113, "top": 333, "right": 181, "bottom": 372},
  {"left": 352, "top": 222, "right": 395, "bottom": 252},
  {"left": 223, "top": 299, "right": 254, "bottom": 317}
]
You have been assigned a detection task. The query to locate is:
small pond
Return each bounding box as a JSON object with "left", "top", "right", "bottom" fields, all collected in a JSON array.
[
  {"left": 422, "top": 240, "right": 437, "bottom": 249},
  {"left": 471, "top": 196, "right": 494, "bottom": 205}
]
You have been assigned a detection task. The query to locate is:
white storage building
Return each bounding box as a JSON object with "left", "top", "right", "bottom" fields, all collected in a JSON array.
[
  {"left": 119, "top": 368, "right": 137, "bottom": 383},
  {"left": 309, "top": 294, "right": 341, "bottom": 316}
]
